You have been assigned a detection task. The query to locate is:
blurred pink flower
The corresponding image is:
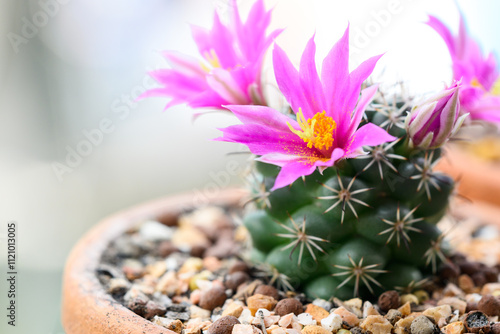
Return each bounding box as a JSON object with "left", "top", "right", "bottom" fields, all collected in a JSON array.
[
  {"left": 216, "top": 27, "right": 395, "bottom": 190},
  {"left": 406, "top": 81, "right": 467, "bottom": 149},
  {"left": 143, "top": 0, "right": 281, "bottom": 110},
  {"left": 428, "top": 15, "right": 500, "bottom": 124}
]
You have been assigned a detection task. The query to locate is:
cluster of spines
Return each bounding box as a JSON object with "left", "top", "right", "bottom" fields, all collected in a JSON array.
[{"left": 243, "top": 95, "right": 455, "bottom": 300}]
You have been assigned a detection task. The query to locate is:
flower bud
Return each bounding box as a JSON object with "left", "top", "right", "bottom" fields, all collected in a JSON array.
[{"left": 406, "top": 82, "right": 468, "bottom": 149}]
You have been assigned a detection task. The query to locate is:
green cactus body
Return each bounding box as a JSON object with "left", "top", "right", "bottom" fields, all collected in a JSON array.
[{"left": 244, "top": 105, "right": 454, "bottom": 299}]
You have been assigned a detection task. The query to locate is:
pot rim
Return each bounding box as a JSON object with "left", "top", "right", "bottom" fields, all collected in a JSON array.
[{"left": 62, "top": 188, "right": 246, "bottom": 334}]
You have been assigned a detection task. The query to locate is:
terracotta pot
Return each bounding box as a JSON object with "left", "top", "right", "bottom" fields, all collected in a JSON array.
[
  {"left": 436, "top": 145, "right": 500, "bottom": 207},
  {"left": 62, "top": 188, "right": 246, "bottom": 334}
]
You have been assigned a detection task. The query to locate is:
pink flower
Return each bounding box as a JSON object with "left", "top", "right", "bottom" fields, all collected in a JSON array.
[
  {"left": 406, "top": 82, "right": 467, "bottom": 149},
  {"left": 142, "top": 0, "right": 281, "bottom": 110},
  {"left": 427, "top": 14, "right": 500, "bottom": 124},
  {"left": 216, "top": 27, "right": 395, "bottom": 190}
]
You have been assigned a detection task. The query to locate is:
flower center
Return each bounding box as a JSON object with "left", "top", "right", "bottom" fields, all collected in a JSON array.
[
  {"left": 288, "top": 109, "right": 336, "bottom": 151},
  {"left": 201, "top": 49, "right": 222, "bottom": 72}
]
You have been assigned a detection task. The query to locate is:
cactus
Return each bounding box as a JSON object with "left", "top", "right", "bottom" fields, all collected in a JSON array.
[{"left": 243, "top": 97, "right": 455, "bottom": 300}]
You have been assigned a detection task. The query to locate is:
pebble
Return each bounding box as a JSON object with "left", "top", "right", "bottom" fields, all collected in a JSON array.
[
  {"left": 156, "top": 271, "right": 180, "bottom": 296},
  {"left": 464, "top": 311, "right": 491, "bottom": 333},
  {"left": 139, "top": 220, "right": 173, "bottom": 241},
  {"left": 232, "top": 324, "right": 262, "bottom": 334},
  {"left": 441, "top": 321, "right": 464, "bottom": 334},
  {"left": 378, "top": 290, "right": 401, "bottom": 312},
  {"left": 225, "top": 272, "right": 251, "bottom": 291},
  {"left": 320, "top": 313, "right": 342, "bottom": 332},
  {"left": 410, "top": 315, "right": 437, "bottom": 334},
  {"left": 190, "top": 305, "right": 211, "bottom": 319},
  {"left": 492, "top": 323, "right": 500, "bottom": 334},
  {"left": 200, "top": 285, "right": 227, "bottom": 311},
  {"left": 207, "top": 315, "right": 240, "bottom": 334},
  {"left": 254, "top": 285, "right": 280, "bottom": 301},
  {"left": 203, "top": 256, "right": 222, "bottom": 272},
  {"left": 360, "top": 315, "right": 393, "bottom": 334},
  {"left": 437, "top": 297, "right": 467, "bottom": 315},
  {"left": 304, "top": 304, "right": 329, "bottom": 323},
  {"left": 144, "top": 300, "right": 167, "bottom": 319},
  {"left": 166, "top": 311, "right": 190, "bottom": 321},
  {"left": 482, "top": 283, "right": 500, "bottom": 295},
  {"left": 297, "top": 313, "right": 316, "bottom": 326},
  {"left": 301, "top": 325, "right": 331, "bottom": 334},
  {"left": 312, "top": 299, "right": 332, "bottom": 311},
  {"left": 172, "top": 222, "right": 211, "bottom": 250},
  {"left": 157, "top": 241, "right": 178, "bottom": 257},
  {"left": 222, "top": 302, "right": 245, "bottom": 318},
  {"left": 385, "top": 309, "right": 402, "bottom": 325},
  {"left": 422, "top": 305, "right": 452, "bottom": 323},
  {"left": 477, "top": 294, "right": 500, "bottom": 316},
  {"left": 229, "top": 261, "right": 250, "bottom": 274},
  {"left": 274, "top": 298, "right": 303, "bottom": 316},
  {"left": 458, "top": 274, "right": 475, "bottom": 293},
  {"left": 107, "top": 278, "right": 130, "bottom": 295},
  {"left": 363, "top": 301, "right": 380, "bottom": 318},
  {"left": 333, "top": 307, "right": 360, "bottom": 327},
  {"left": 278, "top": 313, "right": 295, "bottom": 328},
  {"left": 400, "top": 294, "right": 419, "bottom": 306},
  {"left": 247, "top": 294, "right": 277, "bottom": 316},
  {"left": 397, "top": 302, "right": 412, "bottom": 317},
  {"left": 394, "top": 315, "right": 416, "bottom": 334},
  {"left": 152, "top": 316, "right": 183, "bottom": 333}
]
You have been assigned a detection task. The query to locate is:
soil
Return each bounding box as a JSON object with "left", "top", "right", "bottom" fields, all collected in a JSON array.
[{"left": 96, "top": 203, "right": 500, "bottom": 334}]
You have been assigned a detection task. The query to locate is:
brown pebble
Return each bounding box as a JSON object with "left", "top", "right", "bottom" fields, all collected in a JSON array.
[
  {"left": 274, "top": 298, "right": 303, "bottom": 316},
  {"left": 225, "top": 271, "right": 250, "bottom": 291},
  {"left": 460, "top": 261, "right": 482, "bottom": 276},
  {"left": 229, "top": 261, "right": 249, "bottom": 274},
  {"left": 477, "top": 294, "right": 500, "bottom": 316},
  {"left": 378, "top": 290, "right": 400, "bottom": 312},
  {"left": 157, "top": 241, "right": 178, "bottom": 257},
  {"left": 492, "top": 323, "right": 500, "bottom": 334},
  {"left": 384, "top": 309, "right": 402, "bottom": 325},
  {"left": 254, "top": 285, "right": 280, "bottom": 301},
  {"left": 471, "top": 272, "right": 487, "bottom": 287},
  {"left": 199, "top": 286, "right": 227, "bottom": 311},
  {"left": 143, "top": 300, "right": 167, "bottom": 319},
  {"left": 165, "top": 319, "right": 183, "bottom": 334},
  {"left": 466, "top": 301, "right": 478, "bottom": 312},
  {"left": 439, "top": 262, "right": 460, "bottom": 281},
  {"left": 484, "top": 267, "right": 499, "bottom": 283},
  {"left": 190, "top": 245, "right": 207, "bottom": 258},
  {"left": 207, "top": 315, "right": 240, "bottom": 334},
  {"left": 464, "top": 311, "right": 491, "bottom": 333},
  {"left": 305, "top": 304, "right": 329, "bottom": 323},
  {"left": 127, "top": 297, "right": 148, "bottom": 316}
]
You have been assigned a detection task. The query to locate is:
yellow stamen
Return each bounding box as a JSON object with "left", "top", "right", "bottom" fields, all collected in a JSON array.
[
  {"left": 201, "top": 49, "right": 222, "bottom": 73},
  {"left": 470, "top": 77, "right": 483, "bottom": 89},
  {"left": 287, "top": 109, "right": 336, "bottom": 151},
  {"left": 491, "top": 78, "right": 500, "bottom": 96}
]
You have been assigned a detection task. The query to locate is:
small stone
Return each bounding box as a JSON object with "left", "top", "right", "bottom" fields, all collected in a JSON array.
[
  {"left": 363, "top": 301, "right": 380, "bottom": 318},
  {"left": 205, "top": 234, "right": 240, "bottom": 259},
  {"left": 179, "top": 257, "right": 204, "bottom": 274},
  {"left": 190, "top": 305, "right": 211, "bottom": 319},
  {"left": 320, "top": 312, "right": 342, "bottom": 332},
  {"left": 297, "top": 313, "right": 316, "bottom": 326},
  {"left": 492, "top": 323, "right": 500, "bottom": 334},
  {"left": 200, "top": 285, "right": 227, "bottom": 311},
  {"left": 410, "top": 315, "right": 438, "bottom": 334},
  {"left": 482, "top": 283, "right": 500, "bottom": 295},
  {"left": 400, "top": 294, "right": 419, "bottom": 305},
  {"left": 397, "top": 302, "right": 412, "bottom": 316},
  {"left": 337, "top": 329, "right": 352, "bottom": 334},
  {"left": 254, "top": 285, "right": 280, "bottom": 301},
  {"left": 172, "top": 222, "right": 211, "bottom": 250},
  {"left": 460, "top": 261, "right": 482, "bottom": 276},
  {"left": 157, "top": 241, "right": 178, "bottom": 257},
  {"left": 477, "top": 294, "right": 500, "bottom": 316},
  {"left": 384, "top": 309, "right": 402, "bottom": 326},
  {"left": 107, "top": 278, "right": 130, "bottom": 295},
  {"left": 143, "top": 300, "right": 167, "bottom": 319},
  {"left": 232, "top": 324, "right": 262, "bottom": 334},
  {"left": 422, "top": 305, "right": 452, "bottom": 323},
  {"left": 152, "top": 316, "right": 183, "bottom": 333},
  {"left": 441, "top": 321, "right": 464, "bottom": 334},
  {"left": 166, "top": 311, "right": 190, "bottom": 321},
  {"left": 464, "top": 311, "right": 491, "bottom": 333},
  {"left": 344, "top": 298, "right": 363, "bottom": 311},
  {"left": 207, "top": 315, "right": 240, "bottom": 334},
  {"left": 278, "top": 313, "right": 295, "bottom": 328},
  {"left": 139, "top": 220, "right": 173, "bottom": 241},
  {"left": 274, "top": 298, "right": 303, "bottom": 316},
  {"left": 394, "top": 315, "right": 416, "bottom": 334},
  {"left": 222, "top": 302, "right": 245, "bottom": 318},
  {"left": 203, "top": 256, "right": 222, "bottom": 272},
  {"left": 156, "top": 271, "right": 180, "bottom": 296},
  {"left": 360, "top": 315, "right": 393, "bottom": 334},
  {"left": 443, "top": 283, "right": 465, "bottom": 297},
  {"left": 189, "top": 270, "right": 212, "bottom": 291},
  {"left": 312, "top": 299, "right": 332, "bottom": 311},
  {"left": 226, "top": 272, "right": 251, "bottom": 291},
  {"left": 414, "top": 290, "right": 430, "bottom": 304},
  {"left": 301, "top": 325, "right": 331, "bottom": 334},
  {"left": 458, "top": 274, "right": 475, "bottom": 293},
  {"left": 304, "top": 304, "right": 329, "bottom": 323},
  {"left": 270, "top": 326, "right": 287, "bottom": 334},
  {"left": 247, "top": 294, "right": 277, "bottom": 316},
  {"left": 378, "top": 290, "right": 400, "bottom": 312},
  {"left": 229, "top": 261, "right": 250, "bottom": 274},
  {"left": 333, "top": 306, "right": 360, "bottom": 327},
  {"left": 437, "top": 297, "right": 467, "bottom": 315},
  {"left": 440, "top": 262, "right": 461, "bottom": 281}
]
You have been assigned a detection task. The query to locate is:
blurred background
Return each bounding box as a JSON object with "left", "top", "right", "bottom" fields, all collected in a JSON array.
[{"left": 0, "top": 0, "right": 498, "bottom": 332}]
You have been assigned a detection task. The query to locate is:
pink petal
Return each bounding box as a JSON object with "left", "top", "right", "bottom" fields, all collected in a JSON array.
[
  {"left": 347, "top": 85, "right": 379, "bottom": 138},
  {"left": 273, "top": 44, "right": 311, "bottom": 117},
  {"left": 299, "top": 36, "right": 326, "bottom": 114},
  {"left": 224, "top": 105, "right": 299, "bottom": 132},
  {"left": 206, "top": 68, "right": 249, "bottom": 104},
  {"left": 271, "top": 159, "right": 317, "bottom": 190},
  {"left": 344, "top": 54, "right": 383, "bottom": 112},
  {"left": 348, "top": 123, "right": 396, "bottom": 154},
  {"left": 427, "top": 15, "right": 456, "bottom": 56}
]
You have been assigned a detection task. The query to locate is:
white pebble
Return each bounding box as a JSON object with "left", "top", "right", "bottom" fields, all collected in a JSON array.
[
  {"left": 255, "top": 308, "right": 272, "bottom": 317},
  {"left": 297, "top": 313, "right": 316, "bottom": 326},
  {"left": 312, "top": 298, "right": 332, "bottom": 311},
  {"left": 321, "top": 312, "right": 342, "bottom": 332},
  {"left": 139, "top": 220, "right": 173, "bottom": 241},
  {"left": 238, "top": 308, "right": 253, "bottom": 324}
]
